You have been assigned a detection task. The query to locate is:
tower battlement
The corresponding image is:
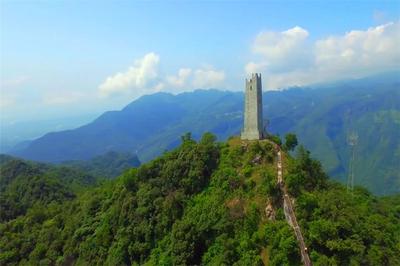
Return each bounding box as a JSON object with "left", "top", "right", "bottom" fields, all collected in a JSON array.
[{"left": 241, "top": 73, "right": 264, "bottom": 140}]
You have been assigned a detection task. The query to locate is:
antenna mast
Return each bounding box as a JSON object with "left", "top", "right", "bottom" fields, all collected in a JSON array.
[{"left": 347, "top": 132, "right": 358, "bottom": 193}]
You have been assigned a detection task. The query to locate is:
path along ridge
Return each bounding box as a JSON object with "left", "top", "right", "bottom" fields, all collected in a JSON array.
[{"left": 276, "top": 148, "right": 312, "bottom": 266}]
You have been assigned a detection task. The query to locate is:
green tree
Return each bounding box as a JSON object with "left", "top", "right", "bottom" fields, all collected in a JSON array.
[
  {"left": 2, "top": 134, "right": 400, "bottom": 266},
  {"left": 284, "top": 133, "right": 298, "bottom": 151}
]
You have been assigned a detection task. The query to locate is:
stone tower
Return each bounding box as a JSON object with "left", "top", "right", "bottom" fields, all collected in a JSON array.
[{"left": 241, "top": 73, "right": 264, "bottom": 140}]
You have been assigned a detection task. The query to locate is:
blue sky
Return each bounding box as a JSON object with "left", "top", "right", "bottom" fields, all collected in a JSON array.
[{"left": 1, "top": 0, "right": 399, "bottom": 124}]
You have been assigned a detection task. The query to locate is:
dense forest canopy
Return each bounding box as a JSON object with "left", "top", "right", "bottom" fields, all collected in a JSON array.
[{"left": 1, "top": 133, "right": 399, "bottom": 265}]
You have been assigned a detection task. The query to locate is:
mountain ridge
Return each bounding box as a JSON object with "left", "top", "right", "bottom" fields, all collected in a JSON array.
[
  {"left": 8, "top": 74, "right": 400, "bottom": 195},
  {"left": 1, "top": 134, "right": 399, "bottom": 265}
]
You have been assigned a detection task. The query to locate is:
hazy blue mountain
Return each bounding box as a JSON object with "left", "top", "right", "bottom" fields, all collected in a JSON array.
[
  {"left": 9, "top": 73, "right": 400, "bottom": 194},
  {"left": 10, "top": 90, "right": 243, "bottom": 162},
  {"left": 0, "top": 114, "right": 98, "bottom": 153}
]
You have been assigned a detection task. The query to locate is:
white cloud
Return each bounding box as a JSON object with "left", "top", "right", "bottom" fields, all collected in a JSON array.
[
  {"left": 315, "top": 22, "right": 400, "bottom": 72},
  {"left": 99, "top": 53, "right": 226, "bottom": 97},
  {"left": 253, "top": 26, "right": 309, "bottom": 59},
  {"left": 246, "top": 21, "right": 400, "bottom": 89},
  {"left": 245, "top": 61, "right": 268, "bottom": 75},
  {"left": 165, "top": 67, "right": 225, "bottom": 90},
  {"left": 153, "top": 82, "right": 165, "bottom": 92},
  {"left": 192, "top": 68, "right": 226, "bottom": 88},
  {"left": 166, "top": 68, "right": 192, "bottom": 88},
  {"left": 98, "top": 52, "right": 160, "bottom": 97},
  {"left": 250, "top": 26, "right": 311, "bottom": 73}
]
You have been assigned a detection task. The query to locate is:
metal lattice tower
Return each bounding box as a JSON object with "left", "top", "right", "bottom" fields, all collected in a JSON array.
[{"left": 347, "top": 132, "right": 358, "bottom": 193}]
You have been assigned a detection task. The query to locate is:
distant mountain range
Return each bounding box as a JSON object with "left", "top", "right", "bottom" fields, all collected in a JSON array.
[
  {"left": 9, "top": 72, "right": 400, "bottom": 195},
  {"left": 0, "top": 114, "right": 97, "bottom": 152}
]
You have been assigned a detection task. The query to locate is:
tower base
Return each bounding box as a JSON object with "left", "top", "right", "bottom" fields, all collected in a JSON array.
[{"left": 241, "top": 130, "right": 263, "bottom": 140}]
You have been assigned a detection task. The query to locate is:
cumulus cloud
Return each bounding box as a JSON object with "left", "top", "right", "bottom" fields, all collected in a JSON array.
[
  {"left": 166, "top": 68, "right": 192, "bottom": 88},
  {"left": 251, "top": 26, "right": 311, "bottom": 72},
  {"left": 165, "top": 67, "right": 225, "bottom": 91},
  {"left": 192, "top": 68, "right": 226, "bottom": 88},
  {"left": 98, "top": 52, "right": 160, "bottom": 97},
  {"left": 246, "top": 21, "right": 400, "bottom": 89},
  {"left": 245, "top": 61, "right": 268, "bottom": 75},
  {"left": 99, "top": 53, "right": 226, "bottom": 98},
  {"left": 315, "top": 22, "right": 400, "bottom": 72}
]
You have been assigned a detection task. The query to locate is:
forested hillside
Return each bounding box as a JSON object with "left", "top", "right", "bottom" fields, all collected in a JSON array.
[
  {"left": 0, "top": 151, "right": 140, "bottom": 225},
  {"left": 0, "top": 155, "right": 98, "bottom": 222},
  {"left": 10, "top": 73, "right": 400, "bottom": 195},
  {"left": 1, "top": 134, "right": 399, "bottom": 265},
  {"left": 62, "top": 151, "right": 141, "bottom": 179}
]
